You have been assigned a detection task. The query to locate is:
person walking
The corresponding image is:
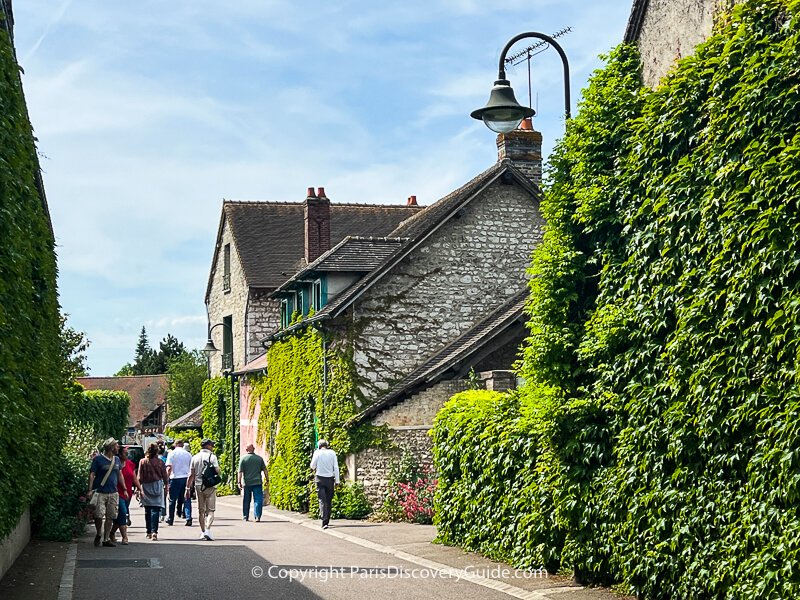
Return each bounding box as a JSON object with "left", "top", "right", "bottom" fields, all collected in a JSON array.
[
  {"left": 186, "top": 439, "right": 221, "bottom": 541},
  {"left": 137, "top": 443, "right": 169, "bottom": 540},
  {"left": 87, "top": 438, "right": 126, "bottom": 547},
  {"left": 310, "top": 439, "right": 339, "bottom": 529},
  {"left": 110, "top": 444, "right": 142, "bottom": 545},
  {"left": 238, "top": 444, "right": 268, "bottom": 522},
  {"left": 165, "top": 439, "right": 193, "bottom": 526}
]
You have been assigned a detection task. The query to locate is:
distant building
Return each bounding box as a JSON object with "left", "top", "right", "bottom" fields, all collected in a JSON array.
[{"left": 77, "top": 375, "right": 169, "bottom": 435}]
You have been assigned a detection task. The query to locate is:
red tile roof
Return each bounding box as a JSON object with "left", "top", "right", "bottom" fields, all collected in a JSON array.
[{"left": 77, "top": 375, "right": 169, "bottom": 428}]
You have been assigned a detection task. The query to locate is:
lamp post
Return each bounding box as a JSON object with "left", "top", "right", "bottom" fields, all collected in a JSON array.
[
  {"left": 201, "top": 321, "right": 239, "bottom": 494},
  {"left": 471, "top": 31, "right": 571, "bottom": 133}
]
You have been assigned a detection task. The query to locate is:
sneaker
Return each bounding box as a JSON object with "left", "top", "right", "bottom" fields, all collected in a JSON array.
[
  {"left": 166, "top": 520, "right": 173, "bottom": 526},
  {"left": 94, "top": 534, "right": 101, "bottom": 547},
  {"left": 255, "top": 517, "right": 261, "bottom": 522},
  {"left": 185, "top": 519, "right": 192, "bottom": 526},
  {"left": 146, "top": 533, "right": 152, "bottom": 539},
  {"left": 199, "top": 531, "right": 207, "bottom": 540},
  {"left": 152, "top": 533, "right": 158, "bottom": 541},
  {"left": 204, "top": 531, "right": 214, "bottom": 541},
  {"left": 322, "top": 525, "right": 329, "bottom": 530},
  {"left": 242, "top": 517, "right": 248, "bottom": 521},
  {"left": 102, "top": 540, "right": 116, "bottom": 547}
]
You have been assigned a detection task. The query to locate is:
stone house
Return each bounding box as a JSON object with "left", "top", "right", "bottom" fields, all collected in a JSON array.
[
  {"left": 625, "top": 0, "right": 739, "bottom": 88},
  {"left": 258, "top": 123, "right": 545, "bottom": 502},
  {"left": 205, "top": 191, "right": 423, "bottom": 377}
]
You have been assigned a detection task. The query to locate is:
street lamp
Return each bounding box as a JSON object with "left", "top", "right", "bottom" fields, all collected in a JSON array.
[
  {"left": 202, "top": 321, "right": 239, "bottom": 493},
  {"left": 471, "top": 31, "right": 571, "bottom": 133}
]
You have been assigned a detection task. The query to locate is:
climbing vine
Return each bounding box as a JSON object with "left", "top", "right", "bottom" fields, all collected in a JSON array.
[
  {"left": 434, "top": 1, "right": 800, "bottom": 597},
  {"left": 0, "top": 13, "right": 65, "bottom": 539},
  {"left": 251, "top": 322, "right": 375, "bottom": 512},
  {"left": 201, "top": 376, "right": 239, "bottom": 485}
]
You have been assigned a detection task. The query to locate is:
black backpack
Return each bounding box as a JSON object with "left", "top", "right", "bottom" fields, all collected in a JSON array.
[{"left": 201, "top": 453, "right": 222, "bottom": 489}]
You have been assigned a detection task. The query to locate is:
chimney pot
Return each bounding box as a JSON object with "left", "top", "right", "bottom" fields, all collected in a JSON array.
[
  {"left": 407, "top": 195, "right": 418, "bottom": 206},
  {"left": 306, "top": 187, "right": 317, "bottom": 199},
  {"left": 519, "top": 117, "right": 533, "bottom": 130},
  {"left": 317, "top": 187, "right": 327, "bottom": 199}
]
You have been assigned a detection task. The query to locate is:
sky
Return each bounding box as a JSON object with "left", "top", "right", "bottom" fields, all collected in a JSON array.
[{"left": 11, "top": 0, "right": 633, "bottom": 376}]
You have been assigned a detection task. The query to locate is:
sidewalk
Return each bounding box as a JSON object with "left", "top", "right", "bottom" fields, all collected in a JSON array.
[{"left": 218, "top": 497, "right": 631, "bottom": 600}]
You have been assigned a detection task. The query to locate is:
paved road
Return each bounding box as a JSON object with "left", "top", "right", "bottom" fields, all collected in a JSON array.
[
  {"left": 67, "top": 497, "right": 624, "bottom": 600},
  {"left": 71, "top": 499, "right": 509, "bottom": 600}
]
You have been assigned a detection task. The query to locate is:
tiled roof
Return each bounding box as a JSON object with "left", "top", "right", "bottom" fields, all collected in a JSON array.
[
  {"left": 165, "top": 404, "right": 203, "bottom": 430},
  {"left": 348, "top": 290, "right": 528, "bottom": 425},
  {"left": 272, "top": 237, "right": 407, "bottom": 296},
  {"left": 208, "top": 201, "right": 422, "bottom": 298},
  {"left": 77, "top": 375, "right": 169, "bottom": 428},
  {"left": 233, "top": 353, "right": 267, "bottom": 376}
]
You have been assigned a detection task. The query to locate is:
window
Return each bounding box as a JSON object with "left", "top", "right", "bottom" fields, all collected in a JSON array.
[
  {"left": 223, "top": 244, "right": 231, "bottom": 292},
  {"left": 298, "top": 288, "right": 306, "bottom": 316},
  {"left": 222, "top": 315, "right": 233, "bottom": 370},
  {"left": 280, "top": 298, "right": 291, "bottom": 329},
  {"left": 312, "top": 279, "right": 323, "bottom": 310}
]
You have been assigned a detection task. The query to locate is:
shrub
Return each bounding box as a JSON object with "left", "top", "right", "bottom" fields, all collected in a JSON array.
[
  {"left": 309, "top": 481, "right": 372, "bottom": 520},
  {"left": 31, "top": 423, "right": 100, "bottom": 541},
  {"left": 394, "top": 478, "right": 436, "bottom": 524},
  {"left": 72, "top": 389, "right": 130, "bottom": 439}
]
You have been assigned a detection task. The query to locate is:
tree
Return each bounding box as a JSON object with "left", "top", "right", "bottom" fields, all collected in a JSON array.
[
  {"left": 166, "top": 350, "right": 207, "bottom": 420},
  {"left": 132, "top": 326, "right": 157, "bottom": 375},
  {"left": 59, "top": 314, "right": 90, "bottom": 381},
  {"left": 114, "top": 363, "right": 134, "bottom": 376},
  {"left": 153, "top": 333, "right": 186, "bottom": 374}
]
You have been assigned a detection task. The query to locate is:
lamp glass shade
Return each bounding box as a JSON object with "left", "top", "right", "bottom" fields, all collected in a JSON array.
[
  {"left": 470, "top": 79, "right": 535, "bottom": 133},
  {"left": 201, "top": 339, "right": 218, "bottom": 357}
]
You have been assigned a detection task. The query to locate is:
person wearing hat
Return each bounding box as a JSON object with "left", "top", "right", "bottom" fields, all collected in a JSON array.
[
  {"left": 186, "top": 439, "right": 220, "bottom": 540},
  {"left": 310, "top": 439, "right": 339, "bottom": 529},
  {"left": 87, "top": 438, "right": 127, "bottom": 547}
]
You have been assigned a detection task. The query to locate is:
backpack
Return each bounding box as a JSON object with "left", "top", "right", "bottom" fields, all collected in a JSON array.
[{"left": 201, "top": 453, "right": 222, "bottom": 489}]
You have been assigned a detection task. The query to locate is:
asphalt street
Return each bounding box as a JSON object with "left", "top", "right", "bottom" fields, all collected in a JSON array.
[
  {"left": 70, "top": 498, "right": 510, "bottom": 600},
  {"left": 65, "top": 496, "right": 625, "bottom": 600}
]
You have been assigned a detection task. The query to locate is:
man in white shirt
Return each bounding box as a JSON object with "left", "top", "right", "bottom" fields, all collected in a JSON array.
[
  {"left": 310, "top": 439, "right": 339, "bottom": 529},
  {"left": 165, "top": 439, "right": 193, "bottom": 526},
  {"left": 186, "top": 439, "right": 221, "bottom": 540}
]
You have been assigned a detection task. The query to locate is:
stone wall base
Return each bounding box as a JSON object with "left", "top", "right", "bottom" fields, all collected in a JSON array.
[
  {"left": 0, "top": 508, "right": 30, "bottom": 581},
  {"left": 350, "top": 428, "right": 434, "bottom": 506}
]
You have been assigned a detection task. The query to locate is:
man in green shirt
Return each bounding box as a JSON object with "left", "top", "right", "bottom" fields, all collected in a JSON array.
[{"left": 238, "top": 444, "right": 268, "bottom": 522}]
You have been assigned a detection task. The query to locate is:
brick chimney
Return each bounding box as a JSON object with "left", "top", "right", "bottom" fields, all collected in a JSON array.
[
  {"left": 496, "top": 118, "right": 542, "bottom": 185},
  {"left": 304, "top": 186, "right": 331, "bottom": 264}
]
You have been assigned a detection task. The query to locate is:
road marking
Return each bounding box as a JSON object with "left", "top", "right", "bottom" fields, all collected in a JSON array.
[
  {"left": 57, "top": 543, "right": 77, "bottom": 600},
  {"left": 251, "top": 505, "right": 584, "bottom": 600}
]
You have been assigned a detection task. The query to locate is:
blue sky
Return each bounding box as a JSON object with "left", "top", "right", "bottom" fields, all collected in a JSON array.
[{"left": 13, "top": 0, "right": 632, "bottom": 376}]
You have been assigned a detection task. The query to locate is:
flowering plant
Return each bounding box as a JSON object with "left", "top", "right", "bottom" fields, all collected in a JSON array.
[{"left": 393, "top": 477, "right": 437, "bottom": 524}]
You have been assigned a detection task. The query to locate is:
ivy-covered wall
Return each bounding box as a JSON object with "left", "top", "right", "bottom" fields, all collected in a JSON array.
[
  {"left": 201, "top": 376, "right": 239, "bottom": 485},
  {"left": 0, "top": 11, "right": 66, "bottom": 539},
  {"left": 252, "top": 324, "right": 370, "bottom": 511},
  {"left": 433, "top": 1, "right": 800, "bottom": 597}
]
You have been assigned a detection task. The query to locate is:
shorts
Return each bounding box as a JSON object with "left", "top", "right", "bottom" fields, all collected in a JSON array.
[
  {"left": 115, "top": 497, "right": 129, "bottom": 526},
  {"left": 95, "top": 492, "right": 119, "bottom": 520},
  {"left": 196, "top": 485, "right": 216, "bottom": 513}
]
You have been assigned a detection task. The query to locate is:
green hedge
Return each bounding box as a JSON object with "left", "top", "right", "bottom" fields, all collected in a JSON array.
[
  {"left": 433, "top": 1, "right": 800, "bottom": 597},
  {"left": 0, "top": 13, "right": 66, "bottom": 539},
  {"left": 72, "top": 389, "right": 130, "bottom": 440}
]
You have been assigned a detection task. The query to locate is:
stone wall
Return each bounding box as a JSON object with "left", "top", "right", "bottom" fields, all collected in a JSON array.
[
  {"left": 207, "top": 214, "right": 249, "bottom": 376},
  {"left": 635, "top": 0, "right": 736, "bottom": 88},
  {"left": 372, "top": 380, "right": 470, "bottom": 427},
  {"left": 246, "top": 289, "right": 280, "bottom": 364},
  {"left": 349, "top": 177, "right": 543, "bottom": 402},
  {"left": 351, "top": 428, "right": 435, "bottom": 505}
]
